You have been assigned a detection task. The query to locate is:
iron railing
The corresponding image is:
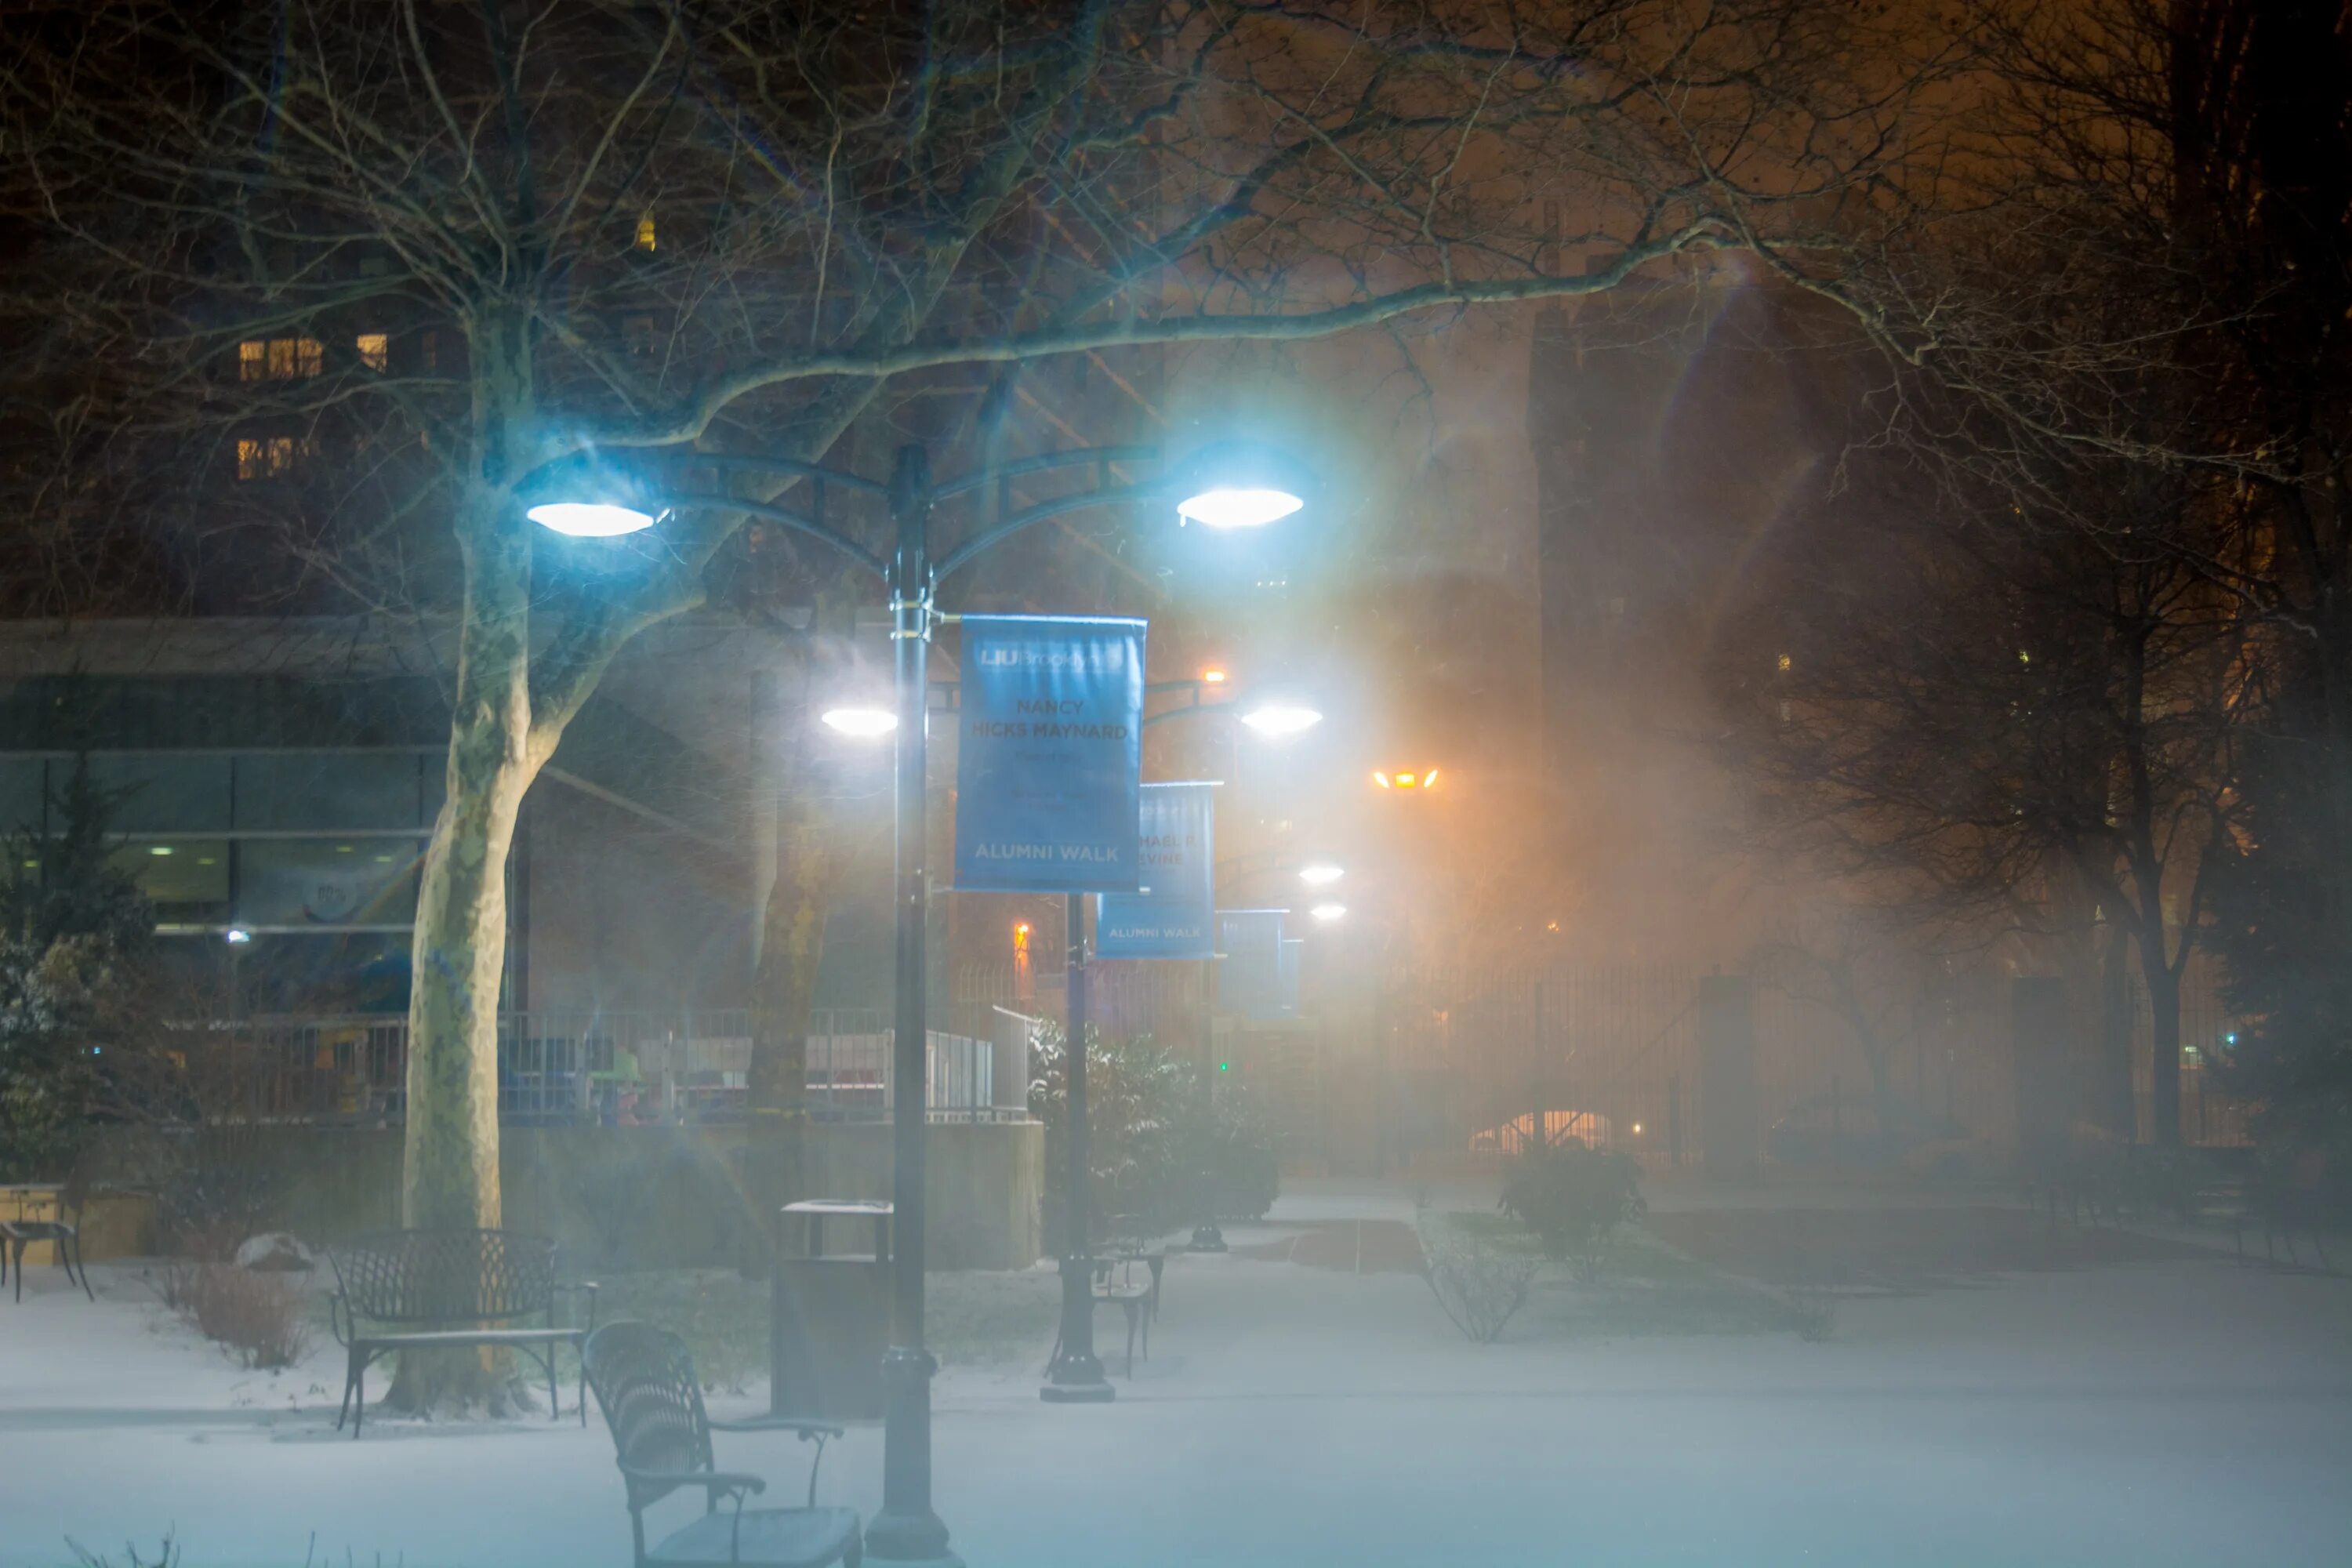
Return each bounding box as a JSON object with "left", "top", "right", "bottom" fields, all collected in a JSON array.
[{"left": 174, "top": 1006, "right": 1044, "bottom": 1127}]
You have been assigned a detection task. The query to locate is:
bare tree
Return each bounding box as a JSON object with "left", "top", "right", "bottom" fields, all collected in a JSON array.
[{"left": 2, "top": 0, "right": 1958, "bottom": 1406}]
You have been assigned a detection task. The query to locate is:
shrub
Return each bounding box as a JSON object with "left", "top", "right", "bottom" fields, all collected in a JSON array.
[
  {"left": 168, "top": 1261, "right": 314, "bottom": 1370},
  {"left": 1499, "top": 1138, "right": 1646, "bottom": 1281},
  {"left": 1032, "top": 1025, "right": 1278, "bottom": 1243},
  {"left": 1415, "top": 1212, "right": 1537, "bottom": 1343},
  {"left": 1785, "top": 1286, "right": 1838, "bottom": 1342}
]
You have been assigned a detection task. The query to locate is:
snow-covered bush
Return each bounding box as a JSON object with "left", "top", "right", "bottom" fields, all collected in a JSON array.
[
  {"left": 1415, "top": 1212, "right": 1537, "bottom": 1344},
  {"left": 1499, "top": 1138, "right": 1646, "bottom": 1281}
]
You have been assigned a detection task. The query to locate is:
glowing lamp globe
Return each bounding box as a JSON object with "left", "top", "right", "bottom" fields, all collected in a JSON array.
[
  {"left": 822, "top": 707, "right": 898, "bottom": 739},
  {"left": 1240, "top": 703, "right": 1322, "bottom": 738},
  {"left": 1172, "top": 440, "right": 1312, "bottom": 529},
  {"left": 528, "top": 501, "right": 658, "bottom": 538}
]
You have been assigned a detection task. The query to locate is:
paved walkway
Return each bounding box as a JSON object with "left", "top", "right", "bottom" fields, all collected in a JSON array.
[{"left": 4, "top": 1181, "right": 2350, "bottom": 1566}]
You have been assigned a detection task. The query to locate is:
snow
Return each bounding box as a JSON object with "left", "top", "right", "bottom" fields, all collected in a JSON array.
[{"left": 4, "top": 1182, "right": 2349, "bottom": 1567}]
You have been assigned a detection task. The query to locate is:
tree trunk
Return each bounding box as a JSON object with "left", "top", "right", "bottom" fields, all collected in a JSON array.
[
  {"left": 740, "top": 815, "right": 847, "bottom": 1269},
  {"left": 2143, "top": 954, "right": 2185, "bottom": 1147},
  {"left": 387, "top": 321, "right": 543, "bottom": 1416},
  {"left": 2096, "top": 922, "right": 2136, "bottom": 1138}
]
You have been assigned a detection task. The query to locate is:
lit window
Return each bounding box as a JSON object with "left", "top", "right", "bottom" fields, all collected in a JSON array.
[
  {"left": 634, "top": 211, "right": 657, "bottom": 252},
  {"left": 1777, "top": 652, "right": 1792, "bottom": 673},
  {"left": 238, "top": 341, "right": 267, "bottom": 381},
  {"left": 260, "top": 336, "right": 325, "bottom": 379},
  {"left": 356, "top": 332, "right": 390, "bottom": 372},
  {"left": 240, "top": 435, "right": 319, "bottom": 478}
]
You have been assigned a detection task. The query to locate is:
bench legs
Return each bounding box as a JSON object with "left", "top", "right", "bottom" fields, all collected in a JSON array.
[
  {"left": 3, "top": 1232, "right": 90, "bottom": 1303},
  {"left": 339, "top": 1345, "right": 368, "bottom": 1437}
]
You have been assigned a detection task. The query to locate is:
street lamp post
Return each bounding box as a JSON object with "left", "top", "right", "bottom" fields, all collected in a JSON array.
[
  {"left": 1042, "top": 891, "right": 1112, "bottom": 1399},
  {"left": 1139, "top": 689, "right": 1323, "bottom": 1254},
  {"left": 535, "top": 436, "right": 1304, "bottom": 1558}
]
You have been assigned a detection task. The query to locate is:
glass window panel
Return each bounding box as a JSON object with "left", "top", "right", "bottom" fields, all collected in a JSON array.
[
  {"left": 0, "top": 758, "right": 45, "bottom": 836},
  {"left": 234, "top": 753, "right": 423, "bottom": 830},
  {"left": 238, "top": 837, "right": 420, "bottom": 927},
  {"left": 108, "top": 838, "right": 230, "bottom": 916},
  {"left": 88, "top": 755, "right": 231, "bottom": 833}
]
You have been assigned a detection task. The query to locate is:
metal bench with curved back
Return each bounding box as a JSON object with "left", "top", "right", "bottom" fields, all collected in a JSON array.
[
  {"left": 327, "top": 1229, "right": 598, "bottom": 1437},
  {"left": 584, "top": 1320, "right": 862, "bottom": 1568}
]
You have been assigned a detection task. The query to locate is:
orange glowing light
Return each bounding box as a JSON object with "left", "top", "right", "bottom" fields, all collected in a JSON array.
[
  {"left": 1396, "top": 773, "right": 1418, "bottom": 787},
  {"left": 1201, "top": 668, "right": 1229, "bottom": 685},
  {"left": 1012, "top": 922, "right": 1031, "bottom": 951}
]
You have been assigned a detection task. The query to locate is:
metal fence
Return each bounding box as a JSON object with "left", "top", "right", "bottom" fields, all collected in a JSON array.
[
  {"left": 1378, "top": 960, "right": 2256, "bottom": 1173},
  {"left": 179, "top": 1006, "right": 1041, "bottom": 1127}
]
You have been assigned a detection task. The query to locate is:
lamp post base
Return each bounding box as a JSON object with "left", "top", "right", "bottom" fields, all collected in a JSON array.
[
  {"left": 863, "top": 1510, "right": 964, "bottom": 1568},
  {"left": 1041, "top": 1254, "right": 1116, "bottom": 1403},
  {"left": 1040, "top": 1374, "right": 1116, "bottom": 1403},
  {"left": 1188, "top": 1222, "right": 1228, "bottom": 1253}
]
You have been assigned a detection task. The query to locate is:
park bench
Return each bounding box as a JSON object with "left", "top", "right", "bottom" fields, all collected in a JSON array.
[
  {"left": 584, "top": 1320, "right": 861, "bottom": 1568},
  {"left": 326, "top": 1228, "right": 598, "bottom": 1437},
  {"left": 0, "top": 1181, "right": 94, "bottom": 1304},
  {"left": 1091, "top": 1254, "right": 1155, "bottom": 1377},
  {"left": 2234, "top": 1148, "right": 2337, "bottom": 1272}
]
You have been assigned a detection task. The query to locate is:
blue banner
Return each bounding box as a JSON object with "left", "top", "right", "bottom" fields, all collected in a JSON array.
[
  {"left": 1214, "top": 909, "right": 1285, "bottom": 1015},
  {"left": 954, "top": 615, "right": 1147, "bottom": 893},
  {"left": 1095, "top": 782, "right": 1218, "bottom": 960}
]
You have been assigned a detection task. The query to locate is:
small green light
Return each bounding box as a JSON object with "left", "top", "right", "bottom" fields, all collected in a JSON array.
[{"left": 1218, "top": 1062, "right": 1229, "bottom": 1073}]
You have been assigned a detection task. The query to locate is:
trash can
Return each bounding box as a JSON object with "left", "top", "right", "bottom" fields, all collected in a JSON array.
[{"left": 769, "top": 1199, "right": 892, "bottom": 1422}]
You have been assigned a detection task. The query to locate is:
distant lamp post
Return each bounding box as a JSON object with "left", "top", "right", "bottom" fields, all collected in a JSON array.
[
  {"left": 821, "top": 706, "right": 899, "bottom": 738},
  {"left": 1310, "top": 902, "right": 1348, "bottom": 924},
  {"left": 1298, "top": 863, "right": 1345, "bottom": 887},
  {"left": 1372, "top": 767, "right": 1439, "bottom": 791},
  {"left": 1200, "top": 667, "right": 1229, "bottom": 685}
]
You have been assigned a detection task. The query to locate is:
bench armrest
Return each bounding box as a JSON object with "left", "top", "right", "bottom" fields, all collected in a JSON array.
[
  {"left": 619, "top": 1464, "right": 767, "bottom": 1500},
  {"left": 709, "top": 1417, "right": 842, "bottom": 1506},
  {"left": 552, "top": 1280, "right": 600, "bottom": 1333},
  {"left": 710, "top": 1417, "right": 846, "bottom": 1439},
  {"left": 327, "top": 1290, "right": 353, "bottom": 1348}
]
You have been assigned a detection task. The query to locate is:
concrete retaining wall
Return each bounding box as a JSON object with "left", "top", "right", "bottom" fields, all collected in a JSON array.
[{"left": 75, "top": 1121, "right": 1043, "bottom": 1272}]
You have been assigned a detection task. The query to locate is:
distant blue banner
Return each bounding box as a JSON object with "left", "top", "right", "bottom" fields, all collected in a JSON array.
[
  {"left": 1269, "top": 938, "right": 1303, "bottom": 1021},
  {"left": 954, "top": 615, "right": 1147, "bottom": 893},
  {"left": 1214, "top": 909, "right": 1285, "bottom": 1015},
  {"left": 1096, "top": 782, "right": 1218, "bottom": 960}
]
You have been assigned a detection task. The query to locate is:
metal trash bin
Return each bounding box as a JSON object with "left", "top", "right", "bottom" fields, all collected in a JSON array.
[{"left": 769, "top": 1199, "right": 891, "bottom": 1422}]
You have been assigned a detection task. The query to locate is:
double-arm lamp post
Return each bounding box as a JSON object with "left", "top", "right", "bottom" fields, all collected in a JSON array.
[{"left": 532, "top": 438, "right": 1305, "bottom": 1564}]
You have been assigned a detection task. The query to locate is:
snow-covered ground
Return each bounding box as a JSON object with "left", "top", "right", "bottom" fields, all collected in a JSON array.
[{"left": 5, "top": 1183, "right": 2349, "bottom": 1567}]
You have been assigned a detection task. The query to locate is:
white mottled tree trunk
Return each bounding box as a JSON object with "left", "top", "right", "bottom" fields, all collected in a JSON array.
[{"left": 387, "top": 315, "right": 545, "bottom": 1415}]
